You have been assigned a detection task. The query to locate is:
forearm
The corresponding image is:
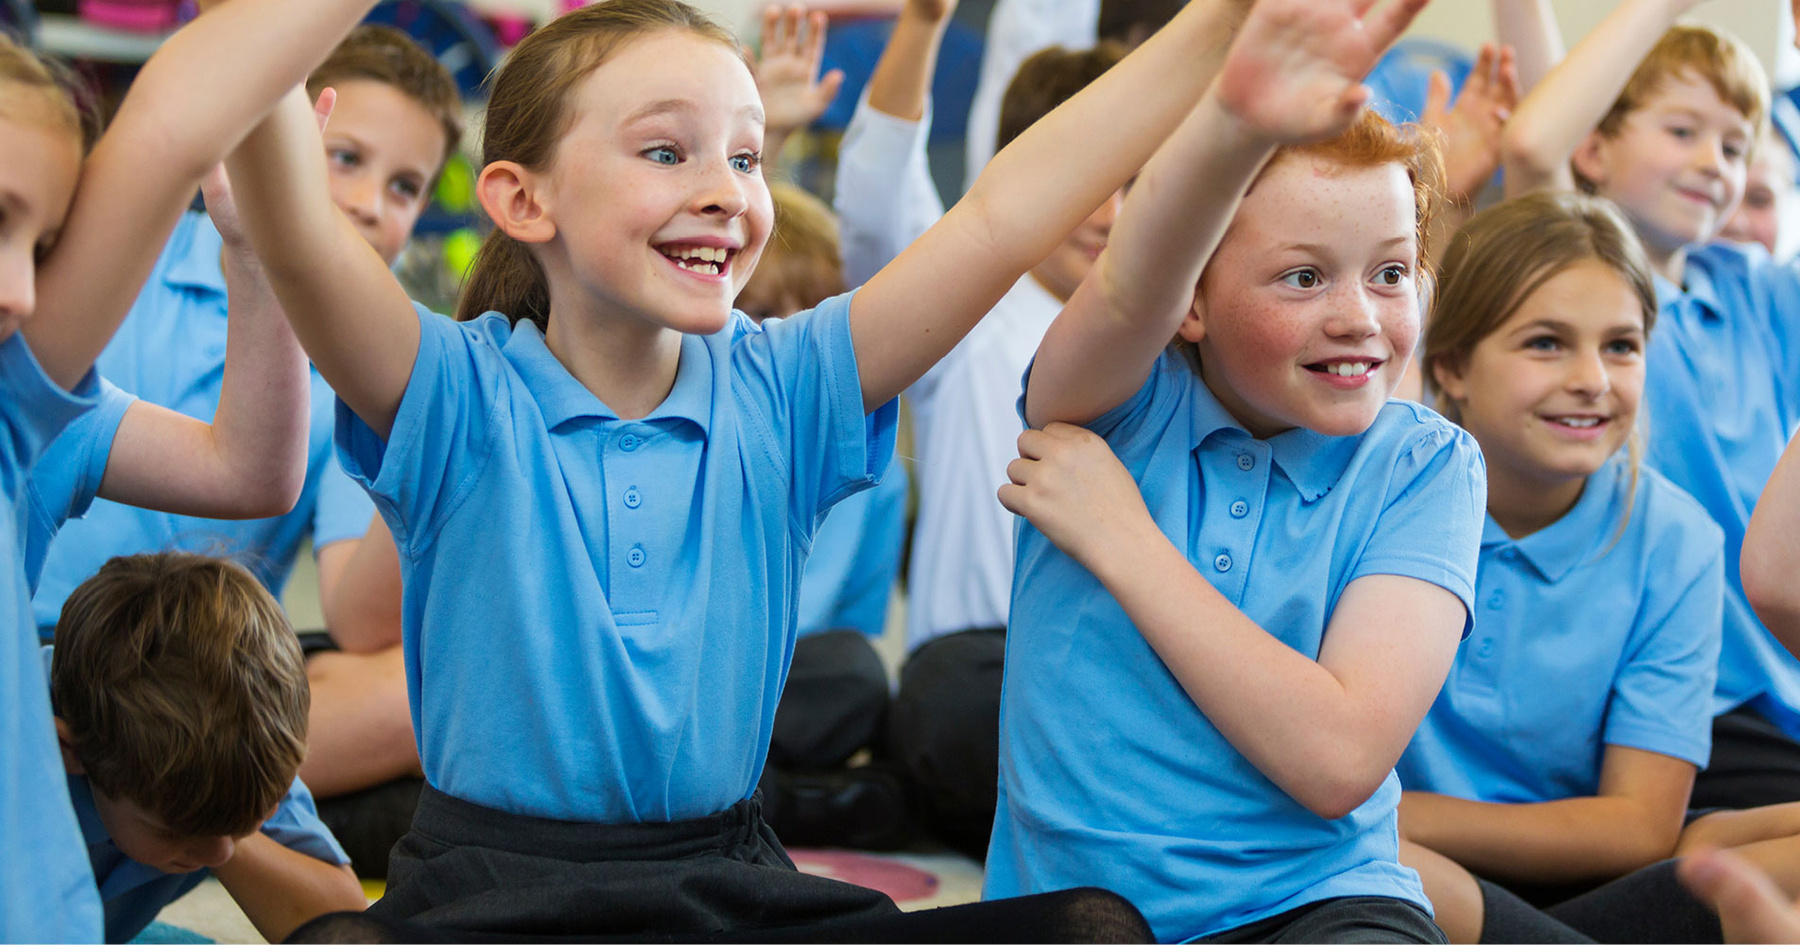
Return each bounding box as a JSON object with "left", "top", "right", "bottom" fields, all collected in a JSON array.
[
  {"left": 318, "top": 523, "right": 404, "bottom": 653},
  {"left": 1402, "top": 790, "right": 1685, "bottom": 885},
  {"left": 212, "top": 834, "right": 365, "bottom": 942},
  {"left": 866, "top": 9, "right": 952, "bottom": 121},
  {"left": 204, "top": 242, "right": 311, "bottom": 511},
  {"left": 1086, "top": 526, "right": 1429, "bottom": 820},
  {"left": 24, "top": 0, "right": 378, "bottom": 390},
  {"left": 1501, "top": 0, "right": 1691, "bottom": 197},
  {"left": 1493, "top": 0, "right": 1564, "bottom": 92},
  {"left": 1745, "top": 434, "right": 1800, "bottom": 654},
  {"left": 228, "top": 90, "right": 418, "bottom": 438},
  {"left": 1027, "top": 93, "right": 1273, "bottom": 427}
]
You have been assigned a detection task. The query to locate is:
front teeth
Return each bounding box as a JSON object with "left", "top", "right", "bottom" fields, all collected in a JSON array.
[
  {"left": 673, "top": 258, "right": 721, "bottom": 275},
  {"left": 1553, "top": 417, "right": 1602, "bottom": 428},
  {"left": 1325, "top": 362, "right": 1371, "bottom": 377},
  {"left": 664, "top": 245, "right": 729, "bottom": 275}
]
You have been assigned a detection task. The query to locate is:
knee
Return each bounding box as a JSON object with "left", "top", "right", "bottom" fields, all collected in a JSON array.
[{"left": 1042, "top": 888, "right": 1152, "bottom": 944}]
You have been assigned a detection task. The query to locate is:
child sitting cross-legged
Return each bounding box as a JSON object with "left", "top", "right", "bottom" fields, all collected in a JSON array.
[{"left": 48, "top": 553, "right": 365, "bottom": 943}]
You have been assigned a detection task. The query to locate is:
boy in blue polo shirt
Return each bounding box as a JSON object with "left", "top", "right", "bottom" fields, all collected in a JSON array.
[
  {"left": 48, "top": 553, "right": 365, "bottom": 943},
  {"left": 1500, "top": 0, "right": 1800, "bottom": 810},
  {"left": 990, "top": 1, "right": 1480, "bottom": 939}
]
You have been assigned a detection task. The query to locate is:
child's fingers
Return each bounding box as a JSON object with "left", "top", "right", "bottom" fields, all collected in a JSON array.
[
  {"left": 1495, "top": 46, "right": 1522, "bottom": 107},
  {"left": 1422, "top": 70, "right": 1451, "bottom": 123},
  {"left": 803, "top": 10, "right": 829, "bottom": 67},
  {"left": 1016, "top": 428, "right": 1050, "bottom": 461},
  {"left": 815, "top": 69, "right": 846, "bottom": 107},
  {"left": 311, "top": 87, "right": 336, "bottom": 133},
  {"left": 762, "top": 5, "right": 782, "bottom": 50}
]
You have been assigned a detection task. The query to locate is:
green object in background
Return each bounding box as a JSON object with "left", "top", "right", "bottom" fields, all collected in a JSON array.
[
  {"left": 444, "top": 228, "right": 482, "bottom": 283},
  {"left": 434, "top": 154, "right": 476, "bottom": 213}
]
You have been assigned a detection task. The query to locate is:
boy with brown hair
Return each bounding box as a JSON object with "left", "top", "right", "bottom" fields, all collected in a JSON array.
[{"left": 48, "top": 553, "right": 365, "bottom": 943}]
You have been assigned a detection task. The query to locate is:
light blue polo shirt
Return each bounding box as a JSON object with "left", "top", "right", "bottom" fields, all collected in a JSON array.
[
  {"left": 31, "top": 211, "right": 375, "bottom": 638},
  {"left": 795, "top": 462, "right": 908, "bottom": 638},
  {"left": 38, "top": 648, "right": 350, "bottom": 943},
  {"left": 1398, "top": 459, "right": 1723, "bottom": 804},
  {"left": 337, "top": 292, "right": 897, "bottom": 823},
  {"left": 986, "top": 353, "right": 1485, "bottom": 942},
  {"left": 23, "top": 378, "right": 135, "bottom": 595},
  {"left": 0, "top": 333, "right": 105, "bottom": 942},
  {"left": 1645, "top": 241, "right": 1800, "bottom": 730}
]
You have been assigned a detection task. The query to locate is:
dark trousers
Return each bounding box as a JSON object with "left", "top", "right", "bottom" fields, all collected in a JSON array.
[
  {"left": 1692, "top": 704, "right": 1800, "bottom": 809},
  {"left": 1203, "top": 897, "right": 1445, "bottom": 944},
  {"left": 769, "top": 630, "right": 890, "bottom": 770},
  {"left": 888, "top": 627, "right": 1005, "bottom": 860},
  {"left": 1477, "top": 861, "right": 1723, "bottom": 943},
  {"left": 291, "top": 785, "right": 1152, "bottom": 942}
]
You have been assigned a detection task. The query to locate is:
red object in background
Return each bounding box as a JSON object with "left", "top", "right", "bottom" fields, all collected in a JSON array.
[{"left": 78, "top": 0, "right": 185, "bottom": 33}]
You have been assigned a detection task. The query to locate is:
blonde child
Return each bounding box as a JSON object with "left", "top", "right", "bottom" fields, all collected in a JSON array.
[
  {"left": 1398, "top": 190, "right": 1724, "bottom": 943},
  {"left": 0, "top": 2, "right": 392, "bottom": 935},
  {"left": 222, "top": 0, "right": 1288, "bottom": 935},
  {"left": 990, "top": 0, "right": 1476, "bottom": 940}
]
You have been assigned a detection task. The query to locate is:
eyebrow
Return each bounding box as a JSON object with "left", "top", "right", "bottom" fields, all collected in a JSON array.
[
  {"left": 1275, "top": 236, "right": 1412, "bottom": 255},
  {"left": 622, "top": 99, "right": 765, "bottom": 129},
  {"left": 1506, "top": 318, "right": 1644, "bottom": 336}
]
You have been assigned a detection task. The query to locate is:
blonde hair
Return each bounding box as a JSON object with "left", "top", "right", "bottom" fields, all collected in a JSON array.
[
  {"left": 456, "top": 0, "right": 743, "bottom": 329},
  {"left": 51, "top": 554, "right": 309, "bottom": 838},
  {"left": 736, "top": 182, "right": 843, "bottom": 320},
  {"left": 1594, "top": 24, "right": 1769, "bottom": 150},
  {"left": 0, "top": 34, "right": 92, "bottom": 150}
]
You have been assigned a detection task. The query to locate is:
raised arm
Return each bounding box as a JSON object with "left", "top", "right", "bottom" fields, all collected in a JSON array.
[
  {"left": 833, "top": 0, "right": 956, "bottom": 286},
  {"left": 1745, "top": 430, "right": 1800, "bottom": 655},
  {"left": 1493, "top": 0, "right": 1565, "bottom": 92},
  {"left": 24, "top": 0, "right": 380, "bottom": 391},
  {"left": 1501, "top": 0, "right": 1698, "bottom": 198},
  {"left": 752, "top": 4, "right": 845, "bottom": 179},
  {"left": 849, "top": 0, "right": 1266, "bottom": 410},
  {"left": 1023, "top": 0, "right": 1428, "bottom": 428},
  {"left": 226, "top": 89, "right": 420, "bottom": 438},
  {"left": 95, "top": 164, "right": 313, "bottom": 519}
]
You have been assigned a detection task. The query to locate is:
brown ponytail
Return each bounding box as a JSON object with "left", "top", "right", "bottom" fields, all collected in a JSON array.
[{"left": 454, "top": 0, "right": 741, "bottom": 326}]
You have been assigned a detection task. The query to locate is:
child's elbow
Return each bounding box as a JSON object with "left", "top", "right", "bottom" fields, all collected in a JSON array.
[
  {"left": 1295, "top": 766, "right": 1390, "bottom": 822},
  {"left": 1744, "top": 556, "right": 1800, "bottom": 656},
  {"left": 224, "top": 469, "right": 306, "bottom": 520}
]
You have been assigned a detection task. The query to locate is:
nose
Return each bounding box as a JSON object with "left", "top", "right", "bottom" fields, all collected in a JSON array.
[
  {"left": 335, "top": 173, "right": 382, "bottom": 228},
  {"left": 1692, "top": 135, "right": 1726, "bottom": 179},
  {"left": 190, "top": 834, "right": 236, "bottom": 869},
  {"left": 0, "top": 249, "right": 34, "bottom": 330},
  {"left": 1566, "top": 347, "right": 1612, "bottom": 397},
  {"left": 1323, "top": 287, "right": 1381, "bottom": 341},
  {"left": 694, "top": 156, "right": 750, "bottom": 219}
]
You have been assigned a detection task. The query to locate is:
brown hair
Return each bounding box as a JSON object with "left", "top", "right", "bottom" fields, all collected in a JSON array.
[
  {"left": 456, "top": 0, "right": 742, "bottom": 329},
  {"left": 1426, "top": 191, "right": 1656, "bottom": 522},
  {"left": 1594, "top": 24, "right": 1768, "bottom": 152},
  {"left": 51, "top": 554, "right": 309, "bottom": 838},
  {"left": 996, "top": 42, "right": 1126, "bottom": 154},
  {"left": 1096, "top": 0, "right": 1183, "bottom": 47},
  {"left": 735, "top": 181, "right": 843, "bottom": 321},
  {"left": 0, "top": 34, "right": 96, "bottom": 152},
  {"left": 307, "top": 24, "right": 464, "bottom": 171},
  {"left": 1179, "top": 110, "right": 1445, "bottom": 368}
]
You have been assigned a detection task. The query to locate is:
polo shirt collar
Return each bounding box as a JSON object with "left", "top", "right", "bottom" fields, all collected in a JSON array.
[
  {"left": 502, "top": 317, "right": 714, "bottom": 435},
  {"left": 1654, "top": 263, "right": 1725, "bottom": 323},
  {"left": 1480, "top": 457, "right": 1627, "bottom": 583},
  {"left": 164, "top": 213, "right": 227, "bottom": 297},
  {"left": 1187, "top": 370, "right": 1359, "bottom": 502}
]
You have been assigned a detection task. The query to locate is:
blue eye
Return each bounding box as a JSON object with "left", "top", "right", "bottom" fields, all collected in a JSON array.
[
  {"left": 1524, "top": 335, "right": 1561, "bottom": 352},
  {"left": 1281, "top": 268, "right": 1321, "bottom": 289},
  {"left": 329, "top": 149, "right": 360, "bottom": 169},
  {"left": 730, "top": 152, "right": 760, "bottom": 174},
  {"left": 1606, "top": 338, "right": 1642, "bottom": 357},
  {"left": 646, "top": 147, "right": 680, "bottom": 166}
]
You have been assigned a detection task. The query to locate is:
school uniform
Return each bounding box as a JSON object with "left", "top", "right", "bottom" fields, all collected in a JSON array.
[
  {"left": 962, "top": 0, "right": 1099, "bottom": 179},
  {"left": 1645, "top": 241, "right": 1800, "bottom": 807},
  {"left": 31, "top": 211, "right": 374, "bottom": 639},
  {"left": 22, "top": 378, "right": 135, "bottom": 593},
  {"left": 0, "top": 333, "right": 105, "bottom": 941},
  {"left": 990, "top": 352, "right": 1484, "bottom": 942},
  {"left": 336, "top": 292, "right": 904, "bottom": 933},
  {"left": 836, "top": 90, "right": 1071, "bottom": 857},
  {"left": 1398, "top": 459, "right": 1723, "bottom": 806},
  {"left": 38, "top": 647, "right": 352, "bottom": 943}
]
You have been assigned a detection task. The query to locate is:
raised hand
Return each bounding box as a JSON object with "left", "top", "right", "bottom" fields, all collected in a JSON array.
[
  {"left": 1423, "top": 43, "right": 1520, "bottom": 201},
  {"left": 1214, "top": 0, "right": 1431, "bottom": 144},
  {"left": 903, "top": 0, "right": 958, "bottom": 23},
  {"left": 207, "top": 89, "right": 334, "bottom": 251},
  {"left": 755, "top": 4, "right": 845, "bottom": 152}
]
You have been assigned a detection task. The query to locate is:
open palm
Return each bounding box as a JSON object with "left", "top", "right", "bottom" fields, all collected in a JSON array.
[{"left": 1215, "top": 0, "right": 1430, "bottom": 144}]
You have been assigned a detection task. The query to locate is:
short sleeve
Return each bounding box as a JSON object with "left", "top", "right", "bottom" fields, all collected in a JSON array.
[
  {"left": 1349, "top": 422, "right": 1487, "bottom": 634},
  {"left": 0, "top": 334, "right": 102, "bottom": 490},
  {"left": 1040, "top": 351, "right": 1188, "bottom": 450},
  {"left": 335, "top": 304, "right": 502, "bottom": 554},
  {"left": 22, "top": 380, "right": 135, "bottom": 591},
  {"left": 259, "top": 778, "right": 350, "bottom": 867},
  {"left": 1604, "top": 502, "right": 1725, "bottom": 767},
  {"left": 733, "top": 291, "right": 898, "bottom": 539},
  {"left": 834, "top": 92, "right": 944, "bottom": 288}
]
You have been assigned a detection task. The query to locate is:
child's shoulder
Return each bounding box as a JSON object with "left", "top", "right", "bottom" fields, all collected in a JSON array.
[{"left": 1366, "top": 397, "right": 1482, "bottom": 466}]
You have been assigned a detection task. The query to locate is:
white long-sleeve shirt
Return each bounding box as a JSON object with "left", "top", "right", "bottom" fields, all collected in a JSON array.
[{"left": 963, "top": 0, "right": 1100, "bottom": 182}]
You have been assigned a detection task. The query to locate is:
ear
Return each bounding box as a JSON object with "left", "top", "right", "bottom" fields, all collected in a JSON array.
[
  {"left": 1430, "top": 355, "right": 1468, "bottom": 406},
  {"left": 477, "top": 160, "right": 556, "bottom": 244},
  {"left": 54, "top": 718, "right": 84, "bottom": 775},
  {"left": 1177, "top": 289, "right": 1207, "bottom": 345},
  {"left": 1571, "top": 130, "right": 1611, "bottom": 190}
]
